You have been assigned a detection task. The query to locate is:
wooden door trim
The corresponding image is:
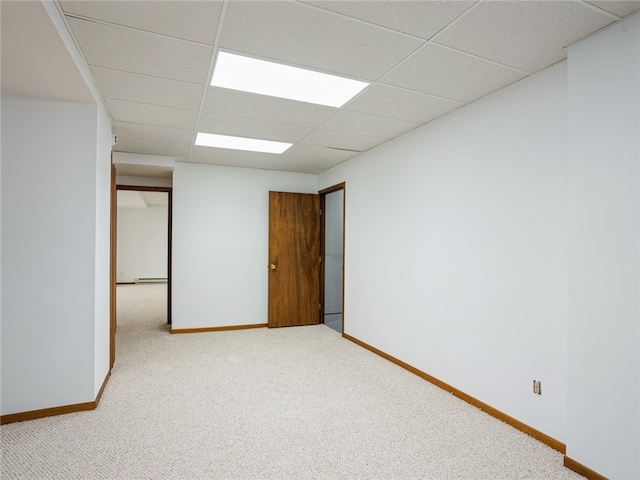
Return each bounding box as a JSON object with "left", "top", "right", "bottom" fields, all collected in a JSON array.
[
  {"left": 343, "top": 332, "right": 566, "bottom": 454},
  {"left": 109, "top": 162, "right": 116, "bottom": 369},
  {"left": 319, "top": 183, "right": 346, "bottom": 334},
  {"left": 1, "top": 371, "right": 111, "bottom": 425},
  {"left": 319, "top": 183, "right": 345, "bottom": 196},
  {"left": 171, "top": 323, "right": 267, "bottom": 334},
  {"left": 115, "top": 185, "right": 173, "bottom": 325},
  {"left": 117, "top": 185, "right": 172, "bottom": 193},
  {"left": 563, "top": 457, "right": 607, "bottom": 480}
]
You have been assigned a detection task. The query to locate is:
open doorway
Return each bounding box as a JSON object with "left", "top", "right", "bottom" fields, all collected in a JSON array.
[
  {"left": 112, "top": 185, "right": 172, "bottom": 364},
  {"left": 320, "top": 184, "right": 345, "bottom": 333},
  {"left": 117, "top": 190, "right": 169, "bottom": 284}
]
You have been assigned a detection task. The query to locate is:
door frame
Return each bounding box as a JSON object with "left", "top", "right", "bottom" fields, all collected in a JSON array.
[
  {"left": 110, "top": 184, "right": 173, "bottom": 365},
  {"left": 319, "top": 182, "right": 346, "bottom": 334},
  {"left": 109, "top": 162, "right": 116, "bottom": 369}
]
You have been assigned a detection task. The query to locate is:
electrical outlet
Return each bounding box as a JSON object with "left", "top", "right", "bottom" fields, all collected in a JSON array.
[{"left": 533, "top": 380, "right": 541, "bottom": 395}]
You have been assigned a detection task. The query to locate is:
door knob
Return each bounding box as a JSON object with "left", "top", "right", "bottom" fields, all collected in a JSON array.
[{"left": 269, "top": 264, "right": 276, "bottom": 270}]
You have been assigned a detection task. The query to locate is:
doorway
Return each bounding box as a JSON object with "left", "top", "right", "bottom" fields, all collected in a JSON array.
[
  {"left": 111, "top": 185, "right": 172, "bottom": 366},
  {"left": 320, "top": 184, "right": 345, "bottom": 334}
]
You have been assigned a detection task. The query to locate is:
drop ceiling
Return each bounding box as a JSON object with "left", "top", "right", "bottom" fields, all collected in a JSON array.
[{"left": 53, "top": 1, "right": 640, "bottom": 174}]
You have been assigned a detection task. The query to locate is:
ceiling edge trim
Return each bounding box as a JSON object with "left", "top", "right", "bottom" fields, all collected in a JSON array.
[{"left": 43, "top": 1, "right": 112, "bottom": 121}]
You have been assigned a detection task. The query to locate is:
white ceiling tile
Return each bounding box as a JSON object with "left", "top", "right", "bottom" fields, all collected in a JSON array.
[
  {"left": 587, "top": 1, "right": 640, "bottom": 17},
  {"left": 197, "top": 113, "right": 312, "bottom": 143},
  {"left": 285, "top": 144, "right": 358, "bottom": 161},
  {"left": 266, "top": 164, "right": 326, "bottom": 174},
  {"left": 45, "top": 0, "right": 629, "bottom": 176},
  {"left": 92, "top": 67, "right": 203, "bottom": 110},
  {"left": 193, "top": 157, "right": 274, "bottom": 169},
  {"left": 66, "top": 17, "right": 212, "bottom": 84},
  {"left": 319, "top": 110, "right": 419, "bottom": 139},
  {"left": 114, "top": 138, "right": 191, "bottom": 157},
  {"left": 381, "top": 43, "right": 527, "bottom": 103},
  {"left": 203, "top": 88, "right": 338, "bottom": 129},
  {"left": 433, "top": 1, "right": 614, "bottom": 73},
  {"left": 61, "top": 1, "right": 222, "bottom": 45},
  {"left": 189, "top": 146, "right": 276, "bottom": 169},
  {"left": 218, "top": 1, "right": 423, "bottom": 81},
  {"left": 277, "top": 154, "right": 347, "bottom": 169},
  {"left": 345, "top": 84, "right": 464, "bottom": 124},
  {"left": 112, "top": 122, "right": 193, "bottom": 145},
  {"left": 301, "top": 129, "right": 386, "bottom": 152},
  {"left": 106, "top": 98, "right": 198, "bottom": 130},
  {"left": 301, "top": 1, "right": 474, "bottom": 40}
]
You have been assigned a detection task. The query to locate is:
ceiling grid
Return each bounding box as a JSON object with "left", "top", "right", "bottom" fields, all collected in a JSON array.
[{"left": 52, "top": 0, "right": 637, "bottom": 176}]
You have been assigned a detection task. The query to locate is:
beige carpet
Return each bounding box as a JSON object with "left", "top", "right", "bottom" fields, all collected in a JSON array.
[{"left": 0, "top": 284, "right": 583, "bottom": 479}]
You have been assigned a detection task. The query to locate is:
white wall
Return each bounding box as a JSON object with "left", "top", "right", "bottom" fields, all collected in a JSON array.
[
  {"left": 319, "top": 63, "right": 569, "bottom": 443},
  {"left": 1, "top": 0, "right": 113, "bottom": 415},
  {"left": 1, "top": 94, "right": 98, "bottom": 413},
  {"left": 117, "top": 204, "right": 168, "bottom": 283},
  {"left": 36, "top": 0, "right": 114, "bottom": 402},
  {"left": 566, "top": 14, "right": 640, "bottom": 479},
  {"left": 116, "top": 175, "right": 172, "bottom": 188},
  {"left": 172, "top": 163, "right": 317, "bottom": 329},
  {"left": 94, "top": 105, "right": 112, "bottom": 396}
]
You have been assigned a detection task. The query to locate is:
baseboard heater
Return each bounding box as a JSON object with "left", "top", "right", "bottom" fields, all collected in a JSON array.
[{"left": 134, "top": 277, "right": 168, "bottom": 284}]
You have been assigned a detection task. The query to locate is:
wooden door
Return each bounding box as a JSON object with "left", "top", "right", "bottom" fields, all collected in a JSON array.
[{"left": 268, "top": 191, "right": 320, "bottom": 327}]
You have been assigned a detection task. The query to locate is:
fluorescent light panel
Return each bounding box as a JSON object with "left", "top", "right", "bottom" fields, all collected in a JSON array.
[
  {"left": 195, "top": 132, "right": 292, "bottom": 154},
  {"left": 211, "top": 52, "right": 369, "bottom": 108}
]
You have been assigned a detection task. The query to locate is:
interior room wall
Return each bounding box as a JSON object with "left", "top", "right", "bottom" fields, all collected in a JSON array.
[
  {"left": 117, "top": 203, "right": 168, "bottom": 283},
  {"left": 94, "top": 103, "right": 112, "bottom": 397},
  {"left": 1, "top": 93, "right": 99, "bottom": 414},
  {"left": 116, "top": 175, "right": 172, "bottom": 188},
  {"left": 36, "top": 0, "right": 114, "bottom": 402},
  {"left": 172, "top": 163, "right": 317, "bottom": 329},
  {"left": 319, "top": 63, "right": 569, "bottom": 443},
  {"left": 566, "top": 13, "right": 640, "bottom": 479}
]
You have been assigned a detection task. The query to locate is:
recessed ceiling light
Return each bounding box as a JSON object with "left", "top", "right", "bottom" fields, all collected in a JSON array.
[
  {"left": 211, "top": 52, "right": 369, "bottom": 108},
  {"left": 195, "top": 132, "right": 292, "bottom": 154}
]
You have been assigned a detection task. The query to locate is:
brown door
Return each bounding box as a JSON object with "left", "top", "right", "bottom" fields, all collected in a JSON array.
[{"left": 268, "top": 191, "right": 321, "bottom": 327}]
